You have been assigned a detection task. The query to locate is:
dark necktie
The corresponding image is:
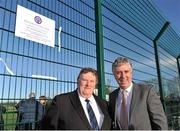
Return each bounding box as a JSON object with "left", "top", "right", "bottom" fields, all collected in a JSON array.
[
  {"left": 85, "top": 99, "right": 99, "bottom": 130},
  {"left": 120, "top": 90, "right": 128, "bottom": 129}
]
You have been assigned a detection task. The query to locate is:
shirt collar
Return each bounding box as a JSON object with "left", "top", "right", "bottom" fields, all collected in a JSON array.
[
  {"left": 77, "top": 89, "right": 94, "bottom": 102},
  {"left": 120, "top": 82, "right": 133, "bottom": 94}
]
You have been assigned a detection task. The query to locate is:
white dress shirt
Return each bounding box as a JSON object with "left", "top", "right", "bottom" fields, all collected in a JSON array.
[
  {"left": 116, "top": 82, "right": 133, "bottom": 127},
  {"left": 78, "top": 93, "right": 104, "bottom": 128}
]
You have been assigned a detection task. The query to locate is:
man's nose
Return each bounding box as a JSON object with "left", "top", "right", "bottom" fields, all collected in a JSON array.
[
  {"left": 86, "top": 81, "right": 91, "bottom": 85},
  {"left": 121, "top": 72, "right": 125, "bottom": 78},
  {"left": 85, "top": 81, "right": 89, "bottom": 85}
]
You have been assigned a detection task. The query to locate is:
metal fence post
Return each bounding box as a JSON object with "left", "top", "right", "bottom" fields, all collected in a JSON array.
[
  {"left": 153, "top": 21, "right": 170, "bottom": 110},
  {"left": 94, "top": 0, "right": 106, "bottom": 99},
  {"left": 177, "top": 55, "right": 180, "bottom": 96}
]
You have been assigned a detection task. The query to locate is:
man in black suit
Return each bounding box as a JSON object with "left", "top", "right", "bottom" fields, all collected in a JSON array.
[
  {"left": 41, "top": 67, "right": 111, "bottom": 130},
  {"left": 109, "top": 57, "right": 168, "bottom": 130}
]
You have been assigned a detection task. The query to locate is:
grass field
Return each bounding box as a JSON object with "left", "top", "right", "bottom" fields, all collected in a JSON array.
[{"left": 3, "top": 105, "right": 17, "bottom": 130}]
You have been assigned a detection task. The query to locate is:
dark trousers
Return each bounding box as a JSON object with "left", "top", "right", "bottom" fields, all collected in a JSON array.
[{"left": 0, "top": 122, "right": 4, "bottom": 130}]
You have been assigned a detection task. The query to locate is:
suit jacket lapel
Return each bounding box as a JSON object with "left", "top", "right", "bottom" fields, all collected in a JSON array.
[
  {"left": 110, "top": 89, "right": 119, "bottom": 129},
  {"left": 129, "top": 84, "right": 139, "bottom": 123},
  {"left": 69, "top": 90, "right": 91, "bottom": 129}
]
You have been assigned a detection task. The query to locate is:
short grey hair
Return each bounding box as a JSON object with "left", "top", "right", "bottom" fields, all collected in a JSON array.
[
  {"left": 29, "top": 92, "right": 36, "bottom": 98},
  {"left": 112, "top": 57, "right": 132, "bottom": 73}
]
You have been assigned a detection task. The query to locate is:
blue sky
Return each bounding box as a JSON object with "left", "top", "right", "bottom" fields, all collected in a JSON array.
[{"left": 152, "top": 0, "right": 180, "bottom": 34}]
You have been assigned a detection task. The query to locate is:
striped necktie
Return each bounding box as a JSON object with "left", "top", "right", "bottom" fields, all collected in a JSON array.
[
  {"left": 85, "top": 99, "right": 99, "bottom": 130},
  {"left": 120, "top": 90, "right": 128, "bottom": 129}
]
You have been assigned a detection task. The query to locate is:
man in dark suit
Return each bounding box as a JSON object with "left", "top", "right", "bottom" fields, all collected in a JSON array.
[
  {"left": 109, "top": 57, "right": 168, "bottom": 130},
  {"left": 41, "top": 68, "right": 111, "bottom": 130}
]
